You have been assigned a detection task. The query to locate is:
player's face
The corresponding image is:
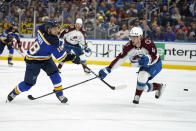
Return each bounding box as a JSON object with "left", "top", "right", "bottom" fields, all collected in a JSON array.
[
  {"left": 12, "top": 26, "right": 18, "bottom": 30},
  {"left": 50, "top": 26, "right": 59, "bottom": 36},
  {"left": 75, "top": 23, "right": 82, "bottom": 30},
  {"left": 130, "top": 36, "right": 141, "bottom": 47}
]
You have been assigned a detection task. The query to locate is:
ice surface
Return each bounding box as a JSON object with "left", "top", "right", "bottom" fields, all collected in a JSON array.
[{"left": 0, "top": 60, "right": 196, "bottom": 131}]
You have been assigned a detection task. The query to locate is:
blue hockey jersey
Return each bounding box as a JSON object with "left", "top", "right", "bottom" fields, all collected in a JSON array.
[{"left": 25, "top": 24, "right": 68, "bottom": 62}]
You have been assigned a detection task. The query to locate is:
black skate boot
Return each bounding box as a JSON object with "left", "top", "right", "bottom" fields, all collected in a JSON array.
[
  {"left": 155, "top": 84, "right": 166, "bottom": 99},
  {"left": 8, "top": 60, "right": 13, "bottom": 66},
  {"left": 56, "top": 94, "right": 68, "bottom": 103},
  {"left": 6, "top": 91, "right": 16, "bottom": 102},
  {"left": 133, "top": 95, "right": 140, "bottom": 104}
]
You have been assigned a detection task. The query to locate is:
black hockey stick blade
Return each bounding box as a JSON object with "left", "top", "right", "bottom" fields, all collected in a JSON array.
[{"left": 28, "top": 95, "right": 35, "bottom": 100}]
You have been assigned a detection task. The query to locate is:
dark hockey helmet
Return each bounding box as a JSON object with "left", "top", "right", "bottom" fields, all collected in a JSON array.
[{"left": 44, "top": 20, "right": 59, "bottom": 32}]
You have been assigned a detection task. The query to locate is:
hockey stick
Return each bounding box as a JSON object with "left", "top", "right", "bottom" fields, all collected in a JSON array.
[
  {"left": 28, "top": 76, "right": 97, "bottom": 100},
  {"left": 81, "top": 63, "right": 127, "bottom": 90}
]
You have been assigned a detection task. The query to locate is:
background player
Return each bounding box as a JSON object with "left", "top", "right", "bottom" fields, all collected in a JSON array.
[
  {"left": 0, "top": 22, "right": 21, "bottom": 66},
  {"left": 6, "top": 20, "right": 80, "bottom": 103},
  {"left": 58, "top": 18, "right": 91, "bottom": 73},
  {"left": 99, "top": 27, "right": 166, "bottom": 104}
]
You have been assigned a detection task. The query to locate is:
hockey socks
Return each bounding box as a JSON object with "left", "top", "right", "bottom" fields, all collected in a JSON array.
[
  {"left": 50, "top": 72, "right": 68, "bottom": 103},
  {"left": 7, "top": 82, "right": 32, "bottom": 102}
]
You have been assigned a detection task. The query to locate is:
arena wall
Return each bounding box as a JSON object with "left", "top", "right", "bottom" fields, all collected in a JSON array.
[{"left": 0, "top": 38, "right": 196, "bottom": 70}]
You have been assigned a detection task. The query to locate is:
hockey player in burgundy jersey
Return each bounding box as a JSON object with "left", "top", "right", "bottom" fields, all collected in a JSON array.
[
  {"left": 58, "top": 18, "right": 91, "bottom": 73},
  {"left": 99, "top": 27, "right": 166, "bottom": 104}
]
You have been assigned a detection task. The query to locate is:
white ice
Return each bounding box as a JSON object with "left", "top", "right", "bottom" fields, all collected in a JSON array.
[{"left": 0, "top": 60, "right": 196, "bottom": 131}]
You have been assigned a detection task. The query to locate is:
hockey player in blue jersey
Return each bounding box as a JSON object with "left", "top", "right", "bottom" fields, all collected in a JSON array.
[
  {"left": 0, "top": 22, "right": 21, "bottom": 66},
  {"left": 6, "top": 20, "right": 80, "bottom": 103}
]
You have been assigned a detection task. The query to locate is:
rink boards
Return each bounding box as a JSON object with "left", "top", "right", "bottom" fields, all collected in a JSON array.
[{"left": 0, "top": 38, "right": 196, "bottom": 70}]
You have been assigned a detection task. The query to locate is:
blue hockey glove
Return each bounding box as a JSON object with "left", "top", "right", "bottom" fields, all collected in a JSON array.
[
  {"left": 72, "top": 55, "right": 80, "bottom": 64},
  {"left": 138, "top": 55, "right": 149, "bottom": 66},
  {"left": 64, "top": 53, "right": 80, "bottom": 64},
  {"left": 84, "top": 47, "right": 91, "bottom": 53},
  {"left": 99, "top": 67, "right": 111, "bottom": 79}
]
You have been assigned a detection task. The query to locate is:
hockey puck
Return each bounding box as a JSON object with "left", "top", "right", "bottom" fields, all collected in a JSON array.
[{"left": 184, "top": 89, "right": 188, "bottom": 91}]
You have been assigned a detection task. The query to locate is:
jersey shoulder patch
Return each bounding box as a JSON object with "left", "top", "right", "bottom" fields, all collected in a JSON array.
[{"left": 144, "top": 38, "right": 153, "bottom": 45}]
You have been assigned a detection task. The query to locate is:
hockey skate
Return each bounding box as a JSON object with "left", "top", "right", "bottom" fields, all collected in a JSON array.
[
  {"left": 133, "top": 95, "right": 140, "bottom": 104},
  {"left": 6, "top": 91, "right": 16, "bottom": 102},
  {"left": 56, "top": 94, "right": 68, "bottom": 103},
  {"left": 155, "top": 84, "right": 166, "bottom": 99},
  {"left": 8, "top": 60, "right": 13, "bottom": 66}
]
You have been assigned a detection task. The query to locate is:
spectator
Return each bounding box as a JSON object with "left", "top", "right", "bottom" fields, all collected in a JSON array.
[
  {"left": 62, "top": 7, "right": 69, "bottom": 19},
  {"left": 105, "top": 4, "right": 117, "bottom": 21},
  {"left": 126, "top": 4, "right": 138, "bottom": 19},
  {"left": 171, "top": 7, "right": 181, "bottom": 22},
  {"left": 169, "top": 2, "right": 179, "bottom": 14},
  {"left": 84, "top": 16, "right": 94, "bottom": 32},
  {"left": 69, "top": 4, "right": 78, "bottom": 20},
  {"left": 107, "top": 16, "right": 117, "bottom": 28},
  {"left": 164, "top": 27, "right": 176, "bottom": 41},
  {"left": 115, "top": 24, "right": 129, "bottom": 40},
  {"left": 180, "top": 4, "right": 191, "bottom": 18},
  {"left": 188, "top": 32, "right": 196, "bottom": 42},
  {"left": 152, "top": 26, "right": 164, "bottom": 41},
  {"left": 97, "top": 16, "right": 107, "bottom": 31},
  {"left": 117, "top": 7, "right": 126, "bottom": 22},
  {"left": 189, "top": 1, "right": 196, "bottom": 16},
  {"left": 175, "top": 20, "right": 188, "bottom": 35},
  {"left": 64, "top": 16, "right": 73, "bottom": 24},
  {"left": 160, "top": 5, "right": 168, "bottom": 18},
  {"left": 6, "top": 12, "right": 15, "bottom": 23},
  {"left": 161, "top": 12, "right": 174, "bottom": 27},
  {"left": 97, "top": 1, "right": 108, "bottom": 14},
  {"left": 176, "top": 28, "right": 187, "bottom": 41}
]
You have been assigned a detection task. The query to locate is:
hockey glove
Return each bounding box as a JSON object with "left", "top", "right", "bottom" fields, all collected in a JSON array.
[
  {"left": 99, "top": 67, "right": 111, "bottom": 79},
  {"left": 138, "top": 55, "right": 149, "bottom": 66},
  {"left": 72, "top": 55, "right": 80, "bottom": 64},
  {"left": 64, "top": 53, "right": 80, "bottom": 64},
  {"left": 84, "top": 47, "right": 91, "bottom": 53}
]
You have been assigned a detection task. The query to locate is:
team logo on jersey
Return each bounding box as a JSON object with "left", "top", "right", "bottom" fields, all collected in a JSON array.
[{"left": 152, "top": 48, "right": 155, "bottom": 53}]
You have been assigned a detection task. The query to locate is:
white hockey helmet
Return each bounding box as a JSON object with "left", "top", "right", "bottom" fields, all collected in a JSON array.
[
  {"left": 76, "top": 18, "right": 83, "bottom": 25},
  {"left": 129, "top": 27, "right": 143, "bottom": 37}
]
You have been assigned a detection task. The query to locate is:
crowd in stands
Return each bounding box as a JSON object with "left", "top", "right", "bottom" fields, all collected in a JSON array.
[{"left": 0, "top": 0, "right": 195, "bottom": 41}]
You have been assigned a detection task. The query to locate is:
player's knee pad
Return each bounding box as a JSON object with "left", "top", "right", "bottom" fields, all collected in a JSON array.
[
  {"left": 50, "top": 72, "right": 62, "bottom": 85},
  {"left": 18, "top": 81, "right": 32, "bottom": 92},
  {"left": 137, "top": 71, "right": 150, "bottom": 87}
]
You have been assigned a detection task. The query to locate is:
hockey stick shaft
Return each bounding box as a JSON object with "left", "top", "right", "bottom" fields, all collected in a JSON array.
[
  {"left": 81, "top": 63, "right": 115, "bottom": 90},
  {"left": 28, "top": 76, "right": 97, "bottom": 100}
]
